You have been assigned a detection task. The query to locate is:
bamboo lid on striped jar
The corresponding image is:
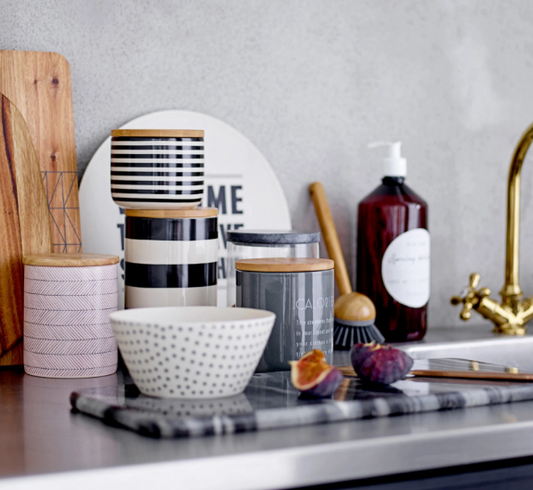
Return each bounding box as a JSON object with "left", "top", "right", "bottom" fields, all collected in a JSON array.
[
  {"left": 236, "top": 258, "right": 334, "bottom": 273},
  {"left": 111, "top": 129, "right": 204, "bottom": 138},
  {"left": 23, "top": 253, "right": 120, "bottom": 267},
  {"left": 125, "top": 208, "right": 218, "bottom": 219}
]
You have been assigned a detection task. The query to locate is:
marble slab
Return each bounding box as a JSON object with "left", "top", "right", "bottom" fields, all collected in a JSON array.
[{"left": 70, "top": 367, "right": 533, "bottom": 439}]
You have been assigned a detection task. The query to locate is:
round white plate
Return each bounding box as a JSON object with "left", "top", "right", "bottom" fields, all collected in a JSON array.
[{"left": 79, "top": 110, "right": 291, "bottom": 308}]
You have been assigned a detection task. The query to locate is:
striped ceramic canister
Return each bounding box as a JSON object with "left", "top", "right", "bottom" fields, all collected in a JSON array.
[
  {"left": 110, "top": 129, "right": 204, "bottom": 209},
  {"left": 22, "top": 253, "right": 119, "bottom": 378},
  {"left": 124, "top": 208, "right": 218, "bottom": 308}
]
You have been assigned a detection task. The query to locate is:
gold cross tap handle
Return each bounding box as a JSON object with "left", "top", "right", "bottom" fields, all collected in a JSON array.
[{"left": 450, "top": 273, "right": 491, "bottom": 321}]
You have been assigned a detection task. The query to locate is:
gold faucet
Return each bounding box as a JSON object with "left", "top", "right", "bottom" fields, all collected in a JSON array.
[{"left": 451, "top": 122, "right": 533, "bottom": 335}]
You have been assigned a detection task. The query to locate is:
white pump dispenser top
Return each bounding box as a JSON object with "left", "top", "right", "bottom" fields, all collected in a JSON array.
[{"left": 368, "top": 141, "right": 407, "bottom": 177}]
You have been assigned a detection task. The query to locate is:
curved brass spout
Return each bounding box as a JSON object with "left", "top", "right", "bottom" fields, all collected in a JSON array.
[
  {"left": 451, "top": 122, "right": 533, "bottom": 335},
  {"left": 501, "top": 122, "right": 533, "bottom": 306}
]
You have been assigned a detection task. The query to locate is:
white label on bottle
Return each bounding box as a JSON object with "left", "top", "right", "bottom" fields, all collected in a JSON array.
[{"left": 381, "top": 228, "right": 430, "bottom": 308}]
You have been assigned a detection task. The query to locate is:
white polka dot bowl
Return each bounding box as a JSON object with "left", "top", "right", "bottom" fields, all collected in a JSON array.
[{"left": 109, "top": 306, "right": 276, "bottom": 399}]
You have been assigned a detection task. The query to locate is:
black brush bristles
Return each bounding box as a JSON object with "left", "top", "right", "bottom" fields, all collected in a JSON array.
[{"left": 333, "top": 318, "right": 385, "bottom": 350}]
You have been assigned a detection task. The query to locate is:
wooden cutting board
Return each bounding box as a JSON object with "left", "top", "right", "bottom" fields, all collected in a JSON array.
[
  {"left": 0, "top": 50, "right": 82, "bottom": 254},
  {"left": 0, "top": 94, "right": 53, "bottom": 366}
]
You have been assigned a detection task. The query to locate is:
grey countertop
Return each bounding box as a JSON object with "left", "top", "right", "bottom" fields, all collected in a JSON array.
[{"left": 3, "top": 326, "right": 533, "bottom": 490}]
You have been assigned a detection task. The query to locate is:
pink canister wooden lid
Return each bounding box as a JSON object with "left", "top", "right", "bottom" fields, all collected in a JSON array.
[
  {"left": 23, "top": 253, "right": 119, "bottom": 379},
  {"left": 23, "top": 253, "right": 119, "bottom": 267}
]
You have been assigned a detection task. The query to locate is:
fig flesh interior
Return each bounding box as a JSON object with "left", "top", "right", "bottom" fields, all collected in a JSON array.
[{"left": 290, "top": 349, "right": 337, "bottom": 391}]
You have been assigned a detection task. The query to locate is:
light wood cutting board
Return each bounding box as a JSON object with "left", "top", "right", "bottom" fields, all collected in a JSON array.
[
  {"left": 0, "top": 94, "right": 53, "bottom": 366},
  {"left": 0, "top": 50, "right": 82, "bottom": 253}
]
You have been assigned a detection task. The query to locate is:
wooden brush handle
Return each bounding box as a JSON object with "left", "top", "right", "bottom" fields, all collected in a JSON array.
[{"left": 309, "top": 182, "right": 352, "bottom": 296}]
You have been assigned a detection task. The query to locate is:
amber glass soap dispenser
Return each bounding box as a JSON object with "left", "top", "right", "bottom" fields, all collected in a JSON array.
[{"left": 356, "top": 142, "right": 429, "bottom": 342}]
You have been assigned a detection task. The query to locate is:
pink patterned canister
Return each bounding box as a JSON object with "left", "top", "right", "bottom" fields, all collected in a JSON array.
[{"left": 23, "top": 254, "right": 119, "bottom": 378}]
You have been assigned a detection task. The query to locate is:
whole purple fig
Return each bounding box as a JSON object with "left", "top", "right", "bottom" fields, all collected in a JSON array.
[
  {"left": 350, "top": 342, "right": 413, "bottom": 385},
  {"left": 350, "top": 342, "right": 377, "bottom": 366}
]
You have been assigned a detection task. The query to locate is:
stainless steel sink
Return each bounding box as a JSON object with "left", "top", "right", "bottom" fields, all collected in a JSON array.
[
  {"left": 332, "top": 324, "right": 533, "bottom": 371},
  {"left": 397, "top": 324, "right": 533, "bottom": 371}
]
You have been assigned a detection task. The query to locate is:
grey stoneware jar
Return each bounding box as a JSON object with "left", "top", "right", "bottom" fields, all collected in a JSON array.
[{"left": 235, "top": 258, "right": 334, "bottom": 372}]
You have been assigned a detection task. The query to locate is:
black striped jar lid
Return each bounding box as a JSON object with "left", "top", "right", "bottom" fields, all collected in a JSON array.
[
  {"left": 111, "top": 129, "right": 204, "bottom": 138},
  {"left": 236, "top": 258, "right": 334, "bottom": 273},
  {"left": 125, "top": 208, "right": 217, "bottom": 219}
]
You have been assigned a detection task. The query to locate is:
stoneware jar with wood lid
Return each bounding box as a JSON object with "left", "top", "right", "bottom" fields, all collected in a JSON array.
[
  {"left": 110, "top": 129, "right": 205, "bottom": 209},
  {"left": 235, "top": 258, "right": 334, "bottom": 372},
  {"left": 23, "top": 253, "right": 119, "bottom": 378},
  {"left": 124, "top": 208, "right": 218, "bottom": 308}
]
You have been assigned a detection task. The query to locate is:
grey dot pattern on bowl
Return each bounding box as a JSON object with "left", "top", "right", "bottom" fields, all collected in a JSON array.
[{"left": 113, "top": 319, "right": 273, "bottom": 399}]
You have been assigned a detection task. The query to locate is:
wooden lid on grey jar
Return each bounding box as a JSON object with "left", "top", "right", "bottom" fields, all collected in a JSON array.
[{"left": 235, "top": 257, "right": 334, "bottom": 272}]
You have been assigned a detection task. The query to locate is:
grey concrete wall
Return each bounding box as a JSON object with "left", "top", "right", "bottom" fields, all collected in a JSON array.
[{"left": 2, "top": 0, "right": 533, "bottom": 329}]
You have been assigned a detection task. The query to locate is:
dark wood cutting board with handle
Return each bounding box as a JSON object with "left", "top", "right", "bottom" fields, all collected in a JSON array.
[
  {"left": 0, "top": 94, "right": 53, "bottom": 366},
  {"left": 0, "top": 50, "right": 82, "bottom": 253}
]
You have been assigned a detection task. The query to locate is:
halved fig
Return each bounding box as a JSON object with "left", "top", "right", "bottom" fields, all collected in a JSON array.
[{"left": 289, "top": 349, "right": 343, "bottom": 398}]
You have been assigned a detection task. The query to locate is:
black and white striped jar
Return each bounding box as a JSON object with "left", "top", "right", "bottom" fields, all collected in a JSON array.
[
  {"left": 110, "top": 129, "right": 204, "bottom": 209},
  {"left": 124, "top": 208, "right": 218, "bottom": 308}
]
